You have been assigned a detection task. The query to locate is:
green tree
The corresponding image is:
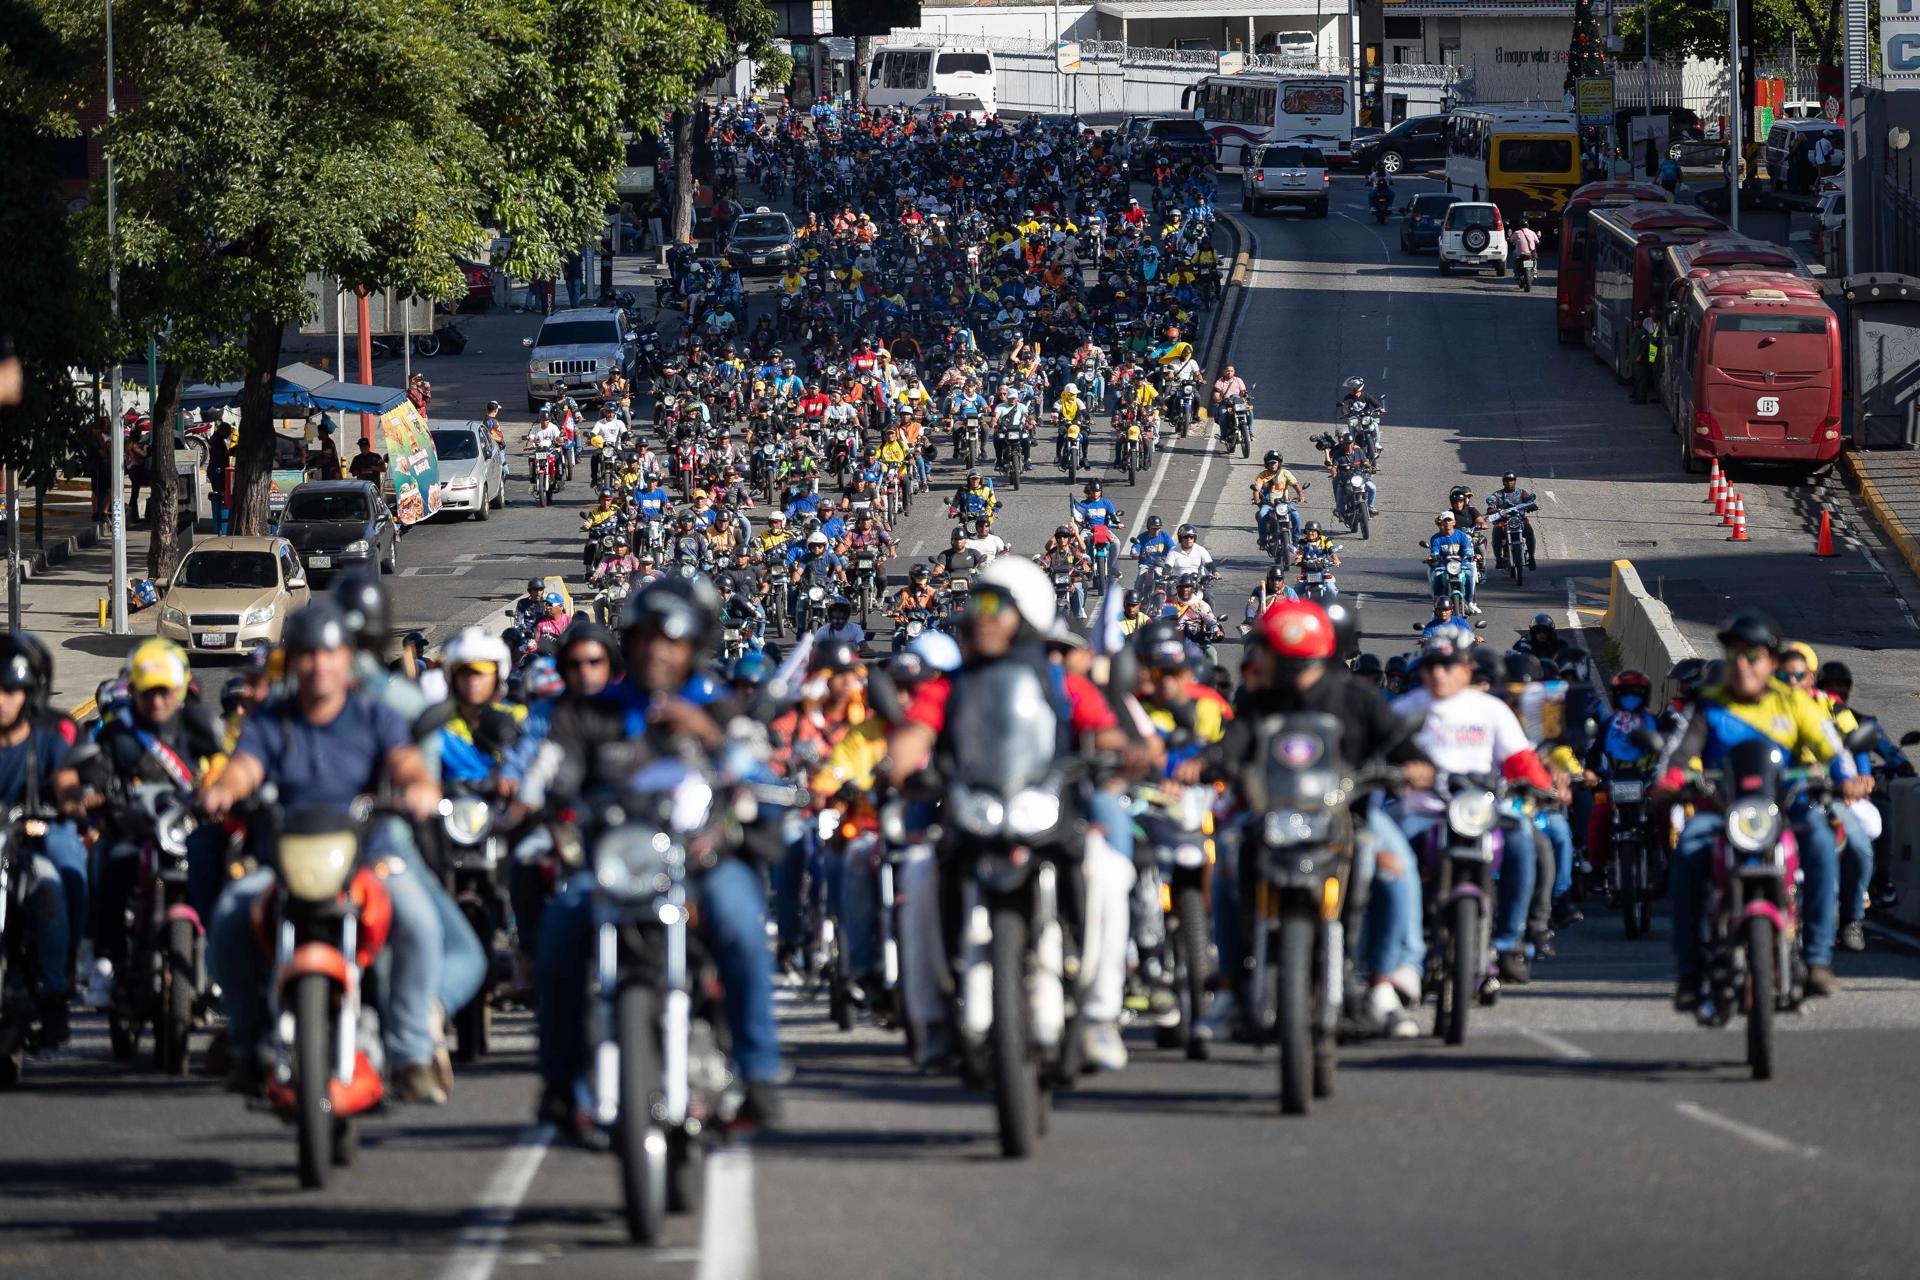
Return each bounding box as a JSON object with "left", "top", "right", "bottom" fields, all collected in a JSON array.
[{"left": 1617, "top": 0, "right": 1833, "bottom": 70}]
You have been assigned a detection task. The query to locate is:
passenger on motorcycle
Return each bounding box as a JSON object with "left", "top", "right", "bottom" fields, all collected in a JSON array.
[
  {"left": 201, "top": 601, "right": 484, "bottom": 1104},
  {"left": 1390, "top": 629, "right": 1554, "bottom": 982},
  {"left": 1778, "top": 642, "right": 1875, "bottom": 956},
  {"left": 1485, "top": 472, "right": 1538, "bottom": 570},
  {"left": 1426, "top": 512, "right": 1482, "bottom": 613},
  {"left": 1165, "top": 522, "right": 1217, "bottom": 585},
  {"left": 1252, "top": 450, "right": 1305, "bottom": 546},
  {"left": 533, "top": 592, "right": 571, "bottom": 646},
  {"left": 1328, "top": 433, "right": 1378, "bottom": 517},
  {"left": 962, "top": 516, "right": 1009, "bottom": 563},
  {"left": 1292, "top": 520, "right": 1341, "bottom": 568},
  {"left": 524, "top": 577, "right": 787, "bottom": 1133},
  {"left": 420, "top": 629, "right": 525, "bottom": 786}
]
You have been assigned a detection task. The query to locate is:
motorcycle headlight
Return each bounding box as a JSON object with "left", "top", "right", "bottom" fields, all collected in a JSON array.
[
  {"left": 278, "top": 832, "right": 357, "bottom": 903},
  {"left": 1262, "top": 808, "right": 1330, "bottom": 846},
  {"left": 952, "top": 785, "right": 1007, "bottom": 836},
  {"left": 1447, "top": 791, "right": 1498, "bottom": 839},
  {"left": 1725, "top": 798, "right": 1782, "bottom": 855},
  {"left": 595, "top": 826, "right": 675, "bottom": 900},
  {"left": 1007, "top": 785, "right": 1061, "bottom": 837},
  {"left": 906, "top": 619, "right": 924, "bottom": 637},
  {"left": 241, "top": 604, "right": 277, "bottom": 628},
  {"left": 441, "top": 794, "right": 493, "bottom": 846}
]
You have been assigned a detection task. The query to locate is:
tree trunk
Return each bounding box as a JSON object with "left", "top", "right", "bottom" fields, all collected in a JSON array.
[
  {"left": 671, "top": 108, "right": 695, "bottom": 246},
  {"left": 229, "top": 309, "right": 285, "bottom": 537},
  {"left": 854, "top": 36, "right": 873, "bottom": 105},
  {"left": 145, "top": 361, "right": 184, "bottom": 581}
]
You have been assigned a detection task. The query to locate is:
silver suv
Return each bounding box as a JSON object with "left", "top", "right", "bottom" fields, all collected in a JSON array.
[{"left": 522, "top": 307, "right": 637, "bottom": 410}]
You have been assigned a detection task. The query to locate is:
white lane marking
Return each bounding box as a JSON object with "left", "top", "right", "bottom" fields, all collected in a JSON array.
[
  {"left": 1543, "top": 490, "right": 1560, "bottom": 506},
  {"left": 437, "top": 1123, "right": 555, "bottom": 1280},
  {"left": 1175, "top": 438, "right": 1220, "bottom": 530},
  {"left": 695, "top": 1145, "right": 759, "bottom": 1280},
  {"left": 1385, "top": 334, "right": 1393, "bottom": 351},
  {"left": 1673, "top": 1101, "right": 1821, "bottom": 1159},
  {"left": 1132, "top": 423, "right": 1184, "bottom": 525},
  {"left": 909, "top": 539, "right": 924, "bottom": 556},
  {"left": 1515, "top": 1025, "right": 1593, "bottom": 1060}
]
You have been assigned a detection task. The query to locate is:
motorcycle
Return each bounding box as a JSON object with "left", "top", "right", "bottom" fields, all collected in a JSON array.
[
  {"left": 436, "top": 783, "right": 509, "bottom": 1062},
  {"left": 411, "top": 321, "right": 468, "bottom": 358},
  {"left": 1515, "top": 252, "right": 1538, "bottom": 292},
  {"left": 892, "top": 606, "right": 933, "bottom": 654},
  {"left": 849, "top": 550, "right": 883, "bottom": 626},
  {"left": 107, "top": 784, "right": 209, "bottom": 1074},
  {"left": 529, "top": 447, "right": 561, "bottom": 507},
  {"left": 1368, "top": 185, "right": 1393, "bottom": 224},
  {"left": 1345, "top": 403, "right": 1385, "bottom": 467},
  {"left": 1130, "top": 780, "right": 1214, "bottom": 1060},
  {"left": 1219, "top": 391, "right": 1254, "bottom": 459},
  {"left": 994, "top": 420, "right": 1026, "bottom": 490},
  {"left": 1243, "top": 714, "right": 1376, "bottom": 1113},
  {"left": 0, "top": 799, "right": 61, "bottom": 1085},
  {"left": 1332, "top": 463, "right": 1371, "bottom": 541},
  {"left": 1418, "top": 773, "right": 1512, "bottom": 1046},
  {"left": 1604, "top": 767, "right": 1657, "bottom": 939},
  {"left": 1424, "top": 543, "right": 1473, "bottom": 616},
  {"left": 1488, "top": 499, "right": 1537, "bottom": 586},
  {"left": 944, "top": 664, "right": 1085, "bottom": 1159}
]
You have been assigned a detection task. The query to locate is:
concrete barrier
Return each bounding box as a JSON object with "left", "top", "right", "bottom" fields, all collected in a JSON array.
[
  {"left": 1600, "top": 559, "right": 1697, "bottom": 698},
  {"left": 1880, "top": 776, "right": 1920, "bottom": 929}
]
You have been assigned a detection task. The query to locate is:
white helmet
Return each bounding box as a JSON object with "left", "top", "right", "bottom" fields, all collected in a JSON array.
[
  {"left": 442, "top": 626, "right": 510, "bottom": 671},
  {"left": 1063, "top": 381, "right": 1079, "bottom": 395},
  {"left": 974, "top": 556, "right": 1057, "bottom": 632}
]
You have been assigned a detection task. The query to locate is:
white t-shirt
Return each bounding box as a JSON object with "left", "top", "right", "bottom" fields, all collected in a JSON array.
[
  {"left": 1166, "top": 544, "right": 1214, "bottom": 577},
  {"left": 963, "top": 534, "right": 1008, "bottom": 562},
  {"left": 1391, "top": 687, "right": 1532, "bottom": 813}
]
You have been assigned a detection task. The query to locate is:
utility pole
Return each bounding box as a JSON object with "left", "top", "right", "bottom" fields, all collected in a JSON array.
[
  {"left": 1643, "top": 0, "right": 1652, "bottom": 132},
  {"left": 1727, "top": 0, "right": 1741, "bottom": 232},
  {"left": 105, "top": 0, "right": 128, "bottom": 635}
]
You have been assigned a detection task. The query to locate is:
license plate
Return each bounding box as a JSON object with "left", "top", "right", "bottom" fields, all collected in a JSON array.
[
  {"left": 197, "top": 632, "right": 231, "bottom": 648},
  {"left": 1305, "top": 572, "right": 1323, "bottom": 583},
  {"left": 1611, "top": 779, "right": 1645, "bottom": 802},
  {"left": 308, "top": 554, "right": 331, "bottom": 568},
  {"left": 752, "top": 256, "right": 767, "bottom": 265}
]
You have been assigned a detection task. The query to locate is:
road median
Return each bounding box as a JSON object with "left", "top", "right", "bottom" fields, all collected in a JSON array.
[
  {"left": 1600, "top": 559, "right": 1696, "bottom": 697},
  {"left": 1839, "top": 451, "right": 1920, "bottom": 586}
]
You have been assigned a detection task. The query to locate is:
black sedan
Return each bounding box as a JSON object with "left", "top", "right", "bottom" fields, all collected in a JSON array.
[
  {"left": 1399, "top": 192, "right": 1462, "bottom": 253},
  {"left": 727, "top": 208, "right": 796, "bottom": 274}
]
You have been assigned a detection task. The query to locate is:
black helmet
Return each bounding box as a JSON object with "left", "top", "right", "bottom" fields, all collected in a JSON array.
[
  {"left": 0, "top": 630, "right": 51, "bottom": 699},
  {"left": 559, "top": 620, "right": 619, "bottom": 665},
  {"left": 1302, "top": 520, "right": 1322, "bottom": 538},
  {"left": 1176, "top": 522, "right": 1197, "bottom": 540},
  {"left": 1122, "top": 590, "right": 1139, "bottom": 609},
  {"left": 283, "top": 600, "right": 354, "bottom": 653},
  {"left": 1667, "top": 656, "right": 1706, "bottom": 696},
  {"left": 1470, "top": 647, "right": 1501, "bottom": 685},
  {"left": 621, "top": 575, "right": 719, "bottom": 647},
  {"left": 827, "top": 595, "right": 852, "bottom": 617},
  {"left": 1055, "top": 524, "right": 1073, "bottom": 540},
  {"left": 814, "top": 639, "right": 862, "bottom": 673},
  {"left": 1529, "top": 612, "right": 1555, "bottom": 631},
  {"left": 241, "top": 639, "right": 274, "bottom": 677},
  {"left": 909, "top": 565, "right": 931, "bottom": 585},
  {"left": 0, "top": 649, "right": 36, "bottom": 693},
  {"left": 1176, "top": 573, "right": 1200, "bottom": 592},
  {"left": 1132, "top": 619, "right": 1186, "bottom": 670},
  {"left": 526, "top": 577, "right": 545, "bottom": 595},
  {"left": 332, "top": 571, "right": 390, "bottom": 651},
  {"left": 1263, "top": 450, "right": 1281, "bottom": 466},
  {"left": 1144, "top": 514, "right": 1163, "bottom": 532},
  {"left": 1503, "top": 652, "right": 1544, "bottom": 684},
  {"left": 1351, "top": 652, "right": 1384, "bottom": 678},
  {"left": 1384, "top": 654, "right": 1408, "bottom": 677},
  {"left": 219, "top": 676, "right": 249, "bottom": 716},
  {"left": 1715, "top": 607, "right": 1780, "bottom": 653},
  {"left": 1817, "top": 660, "right": 1854, "bottom": 693},
  {"left": 1084, "top": 479, "right": 1102, "bottom": 494}
]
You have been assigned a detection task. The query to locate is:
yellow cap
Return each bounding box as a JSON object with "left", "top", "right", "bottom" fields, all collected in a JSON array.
[
  {"left": 128, "top": 637, "right": 190, "bottom": 693},
  {"left": 1784, "top": 640, "right": 1819, "bottom": 669}
]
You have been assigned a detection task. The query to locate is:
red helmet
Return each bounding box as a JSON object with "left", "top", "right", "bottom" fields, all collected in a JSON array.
[
  {"left": 1610, "top": 668, "right": 1652, "bottom": 698},
  {"left": 1256, "top": 599, "right": 1336, "bottom": 660}
]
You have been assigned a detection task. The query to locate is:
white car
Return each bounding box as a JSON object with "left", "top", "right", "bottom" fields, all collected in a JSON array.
[
  {"left": 1437, "top": 202, "right": 1508, "bottom": 277},
  {"left": 431, "top": 423, "right": 507, "bottom": 520},
  {"left": 1240, "top": 143, "right": 1330, "bottom": 218}
]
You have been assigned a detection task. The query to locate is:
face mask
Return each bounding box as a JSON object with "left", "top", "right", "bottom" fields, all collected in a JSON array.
[{"left": 1617, "top": 694, "right": 1645, "bottom": 712}]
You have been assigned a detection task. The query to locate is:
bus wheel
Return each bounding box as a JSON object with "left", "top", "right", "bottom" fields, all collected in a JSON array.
[{"left": 1680, "top": 433, "right": 1701, "bottom": 476}]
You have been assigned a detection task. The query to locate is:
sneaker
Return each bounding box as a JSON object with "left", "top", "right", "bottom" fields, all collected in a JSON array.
[
  {"left": 1673, "top": 974, "right": 1702, "bottom": 1012},
  {"left": 392, "top": 1061, "right": 450, "bottom": 1105},
  {"left": 1839, "top": 921, "right": 1867, "bottom": 953},
  {"left": 1465, "top": 602, "right": 1483, "bottom": 616},
  {"left": 1386, "top": 965, "right": 1423, "bottom": 1006},
  {"left": 1528, "top": 927, "right": 1555, "bottom": 959},
  {"left": 1496, "top": 950, "right": 1531, "bottom": 984},
  {"left": 1550, "top": 901, "right": 1584, "bottom": 928},
  {"left": 1147, "top": 987, "right": 1181, "bottom": 1028},
  {"left": 1805, "top": 965, "right": 1841, "bottom": 998},
  {"left": 84, "top": 959, "right": 114, "bottom": 1010},
  {"left": 1381, "top": 1008, "right": 1420, "bottom": 1039},
  {"left": 1364, "top": 981, "right": 1407, "bottom": 1033},
  {"left": 738, "top": 1080, "right": 785, "bottom": 1129},
  {"left": 1081, "top": 1020, "right": 1128, "bottom": 1071},
  {"left": 1193, "top": 990, "right": 1237, "bottom": 1042}
]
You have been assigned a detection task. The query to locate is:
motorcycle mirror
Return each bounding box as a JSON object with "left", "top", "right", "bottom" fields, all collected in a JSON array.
[
  {"left": 1903, "top": 731, "right": 1920, "bottom": 748},
  {"left": 521, "top": 337, "right": 535, "bottom": 348}
]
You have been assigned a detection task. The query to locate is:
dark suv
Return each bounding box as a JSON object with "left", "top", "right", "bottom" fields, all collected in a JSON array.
[
  {"left": 1350, "top": 113, "right": 1449, "bottom": 176},
  {"left": 278, "top": 479, "right": 398, "bottom": 576},
  {"left": 1127, "top": 116, "right": 1215, "bottom": 173}
]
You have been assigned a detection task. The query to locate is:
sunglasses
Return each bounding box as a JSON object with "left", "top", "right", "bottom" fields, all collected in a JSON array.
[
  {"left": 1781, "top": 668, "right": 1811, "bottom": 683},
  {"left": 965, "top": 589, "right": 1012, "bottom": 619},
  {"left": 1723, "top": 644, "right": 1771, "bottom": 665}
]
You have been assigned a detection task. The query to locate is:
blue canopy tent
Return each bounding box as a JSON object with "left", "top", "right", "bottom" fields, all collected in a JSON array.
[{"left": 178, "top": 361, "right": 407, "bottom": 415}]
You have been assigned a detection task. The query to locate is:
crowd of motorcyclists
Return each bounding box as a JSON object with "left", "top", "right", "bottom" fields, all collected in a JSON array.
[{"left": 0, "top": 94, "right": 1912, "bottom": 1238}]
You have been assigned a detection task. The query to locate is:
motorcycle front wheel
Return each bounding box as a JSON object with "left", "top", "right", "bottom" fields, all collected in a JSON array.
[
  {"left": 158, "top": 915, "right": 197, "bottom": 1076},
  {"left": 293, "top": 971, "right": 336, "bottom": 1189},
  {"left": 1619, "top": 837, "right": 1643, "bottom": 939},
  {"left": 1744, "top": 915, "right": 1776, "bottom": 1081},
  {"left": 615, "top": 983, "right": 669, "bottom": 1242},
  {"left": 1175, "top": 885, "right": 1211, "bottom": 1061},
  {"left": 1276, "top": 911, "right": 1314, "bottom": 1115},
  {"left": 989, "top": 906, "right": 1041, "bottom": 1158},
  {"left": 1444, "top": 896, "right": 1479, "bottom": 1046}
]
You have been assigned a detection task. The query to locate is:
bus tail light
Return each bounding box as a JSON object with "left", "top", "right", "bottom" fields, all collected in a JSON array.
[
  {"left": 1823, "top": 416, "right": 1841, "bottom": 440},
  {"left": 1694, "top": 411, "right": 1719, "bottom": 439}
]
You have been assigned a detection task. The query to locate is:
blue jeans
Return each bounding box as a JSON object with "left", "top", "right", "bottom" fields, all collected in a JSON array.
[
  {"left": 209, "top": 822, "right": 486, "bottom": 1067},
  {"left": 1362, "top": 805, "right": 1425, "bottom": 978},
  {"left": 771, "top": 829, "right": 810, "bottom": 953},
  {"left": 839, "top": 842, "right": 878, "bottom": 977},
  {"left": 33, "top": 823, "right": 88, "bottom": 998},
  {"left": 1672, "top": 801, "right": 1839, "bottom": 971},
  {"left": 1835, "top": 802, "right": 1873, "bottom": 927},
  {"left": 535, "top": 857, "right": 782, "bottom": 1089},
  {"left": 1086, "top": 788, "right": 1134, "bottom": 861},
  {"left": 1541, "top": 810, "right": 1575, "bottom": 900}
]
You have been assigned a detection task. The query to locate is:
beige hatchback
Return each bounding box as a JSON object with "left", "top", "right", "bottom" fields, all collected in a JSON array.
[{"left": 155, "top": 536, "right": 312, "bottom": 655}]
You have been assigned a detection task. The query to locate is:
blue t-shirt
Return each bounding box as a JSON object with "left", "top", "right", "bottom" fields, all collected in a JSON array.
[
  {"left": 0, "top": 725, "right": 70, "bottom": 809},
  {"left": 235, "top": 692, "right": 412, "bottom": 810}
]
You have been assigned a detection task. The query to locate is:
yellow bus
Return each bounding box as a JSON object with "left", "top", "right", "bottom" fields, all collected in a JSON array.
[{"left": 1444, "top": 108, "right": 1582, "bottom": 236}]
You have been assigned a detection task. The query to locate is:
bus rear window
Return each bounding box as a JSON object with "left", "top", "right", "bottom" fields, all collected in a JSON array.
[
  {"left": 936, "top": 52, "right": 991, "bottom": 75},
  {"left": 1282, "top": 84, "right": 1344, "bottom": 115},
  {"left": 1714, "top": 314, "right": 1827, "bottom": 334},
  {"left": 1498, "top": 138, "right": 1573, "bottom": 172}
]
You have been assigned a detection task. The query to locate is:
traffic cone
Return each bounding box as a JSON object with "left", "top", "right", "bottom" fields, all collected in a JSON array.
[
  {"left": 1706, "top": 460, "right": 1725, "bottom": 503},
  {"left": 1728, "top": 493, "right": 1750, "bottom": 542},
  {"left": 1719, "top": 484, "right": 1735, "bottom": 524},
  {"left": 1712, "top": 471, "right": 1729, "bottom": 517},
  {"left": 1815, "top": 507, "right": 1836, "bottom": 557}
]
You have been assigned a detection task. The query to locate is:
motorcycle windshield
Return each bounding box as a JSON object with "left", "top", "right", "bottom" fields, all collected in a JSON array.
[
  {"left": 1246, "top": 712, "right": 1347, "bottom": 814},
  {"left": 947, "top": 664, "right": 1059, "bottom": 795}
]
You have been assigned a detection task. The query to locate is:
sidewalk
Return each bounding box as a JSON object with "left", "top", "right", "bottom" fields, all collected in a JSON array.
[
  {"left": 1840, "top": 451, "right": 1920, "bottom": 585},
  {"left": 4, "top": 479, "right": 107, "bottom": 574},
  {"left": 10, "top": 532, "right": 154, "bottom": 721}
]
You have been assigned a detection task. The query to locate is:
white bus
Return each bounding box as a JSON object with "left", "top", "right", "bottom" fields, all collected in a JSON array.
[
  {"left": 865, "top": 46, "right": 999, "bottom": 115},
  {"left": 1443, "top": 107, "right": 1582, "bottom": 230},
  {"left": 1187, "top": 72, "right": 1350, "bottom": 169}
]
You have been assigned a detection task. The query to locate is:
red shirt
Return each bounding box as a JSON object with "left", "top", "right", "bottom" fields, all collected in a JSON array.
[{"left": 907, "top": 669, "right": 1117, "bottom": 736}]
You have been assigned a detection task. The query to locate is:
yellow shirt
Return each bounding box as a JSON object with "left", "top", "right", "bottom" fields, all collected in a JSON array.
[
  {"left": 876, "top": 441, "right": 908, "bottom": 465},
  {"left": 1132, "top": 382, "right": 1159, "bottom": 408}
]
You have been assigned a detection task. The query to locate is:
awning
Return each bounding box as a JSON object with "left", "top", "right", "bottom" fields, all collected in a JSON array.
[{"left": 177, "top": 362, "right": 407, "bottom": 415}]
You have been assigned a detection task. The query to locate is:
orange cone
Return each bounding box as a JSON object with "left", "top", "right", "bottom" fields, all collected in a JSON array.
[
  {"left": 1815, "top": 508, "right": 1836, "bottom": 557},
  {"left": 1712, "top": 473, "right": 1729, "bottom": 516},
  {"left": 1728, "top": 493, "right": 1750, "bottom": 542},
  {"left": 1719, "top": 485, "right": 1735, "bottom": 524},
  {"left": 1706, "top": 461, "right": 1724, "bottom": 503}
]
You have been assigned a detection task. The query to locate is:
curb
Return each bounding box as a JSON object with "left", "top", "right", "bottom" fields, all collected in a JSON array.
[
  {"left": 14, "top": 522, "right": 101, "bottom": 580},
  {"left": 1839, "top": 451, "right": 1920, "bottom": 583}
]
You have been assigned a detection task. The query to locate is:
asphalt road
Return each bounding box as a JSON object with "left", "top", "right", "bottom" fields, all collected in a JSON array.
[{"left": 13, "top": 175, "right": 1920, "bottom": 1280}]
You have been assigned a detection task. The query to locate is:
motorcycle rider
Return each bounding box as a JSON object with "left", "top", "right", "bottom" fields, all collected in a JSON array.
[
  {"left": 514, "top": 578, "right": 551, "bottom": 634},
  {"left": 1328, "top": 432, "right": 1378, "bottom": 519},
  {"left": 521, "top": 577, "right": 787, "bottom": 1131},
  {"left": 1485, "top": 472, "right": 1538, "bottom": 571},
  {"left": 1509, "top": 215, "right": 1542, "bottom": 286},
  {"left": 815, "top": 595, "right": 867, "bottom": 649},
  {"left": 1252, "top": 450, "right": 1305, "bottom": 548},
  {"left": 0, "top": 635, "right": 85, "bottom": 1044},
  {"left": 201, "top": 601, "right": 483, "bottom": 1104},
  {"left": 886, "top": 557, "right": 1151, "bottom": 1071},
  {"left": 1426, "top": 511, "right": 1482, "bottom": 614},
  {"left": 1167, "top": 574, "right": 1224, "bottom": 666},
  {"left": 1210, "top": 362, "right": 1248, "bottom": 409},
  {"left": 1582, "top": 668, "right": 1663, "bottom": 903},
  {"left": 1292, "top": 520, "right": 1341, "bottom": 569},
  {"left": 1336, "top": 375, "right": 1382, "bottom": 421},
  {"left": 1038, "top": 523, "right": 1094, "bottom": 621},
  {"left": 1193, "top": 600, "right": 1433, "bottom": 1038},
  {"left": 1165, "top": 522, "right": 1218, "bottom": 588},
  {"left": 1654, "top": 609, "right": 1864, "bottom": 1001},
  {"left": 1779, "top": 642, "right": 1875, "bottom": 955},
  {"left": 419, "top": 629, "right": 524, "bottom": 786},
  {"left": 948, "top": 470, "right": 999, "bottom": 525},
  {"left": 889, "top": 566, "right": 942, "bottom": 651},
  {"left": 1391, "top": 630, "right": 1555, "bottom": 983}
]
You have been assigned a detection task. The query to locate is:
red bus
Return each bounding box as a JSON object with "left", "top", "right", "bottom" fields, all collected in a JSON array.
[
  {"left": 1587, "top": 202, "right": 1726, "bottom": 381},
  {"left": 1656, "top": 236, "right": 1804, "bottom": 322},
  {"left": 1555, "top": 181, "right": 1669, "bottom": 344},
  {"left": 1662, "top": 270, "right": 1841, "bottom": 473}
]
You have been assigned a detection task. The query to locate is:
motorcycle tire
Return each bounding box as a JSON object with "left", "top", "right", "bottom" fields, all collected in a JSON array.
[
  {"left": 1276, "top": 910, "right": 1315, "bottom": 1115},
  {"left": 615, "top": 982, "right": 669, "bottom": 1243},
  {"left": 1355, "top": 506, "right": 1371, "bottom": 542},
  {"left": 668, "top": 1126, "right": 706, "bottom": 1215},
  {"left": 538, "top": 484, "right": 550, "bottom": 509},
  {"left": 1444, "top": 896, "right": 1479, "bottom": 1047},
  {"left": 1239, "top": 429, "right": 1250, "bottom": 460},
  {"left": 1509, "top": 549, "right": 1524, "bottom": 587},
  {"left": 1009, "top": 459, "right": 1022, "bottom": 492},
  {"left": 1065, "top": 452, "right": 1076, "bottom": 486},
  {"left": 989, "top": 906, "right": 1041, "bottom": 1159},
  {"left": 1125, "top": 455, "right": 1137, "bottom": 486},
  {"left": 159, "top": 916, "right": 197, "bottom": 1076},
  {"left": 333, "top": 1117, "right": 357, "bottom": 1168},
  {"left": 1745, "top": 915, "right": 1777, "bottom": 1081},
  {"left": 413, "top": 333, "right": 442, "bottom": 358},
  {"left": 293, "top": 971, "right": 335, "bottom": 1189},
  {"left": 1175, "top": 885, "right": 1211, "bottom": 1061},
  {"left": 1620, "top": 839, "right": 1643, "bottom": 940}
]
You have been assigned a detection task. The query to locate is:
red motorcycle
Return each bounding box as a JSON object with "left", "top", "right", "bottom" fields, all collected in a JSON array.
[{"left": 529, "top": 447, "right": 561, "bottom": 507}]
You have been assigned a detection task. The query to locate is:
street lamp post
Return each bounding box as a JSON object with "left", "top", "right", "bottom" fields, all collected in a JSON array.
[
  {"left": 1726, "top": 0, "right": 1741, "bottom": 232},
  {"left": 105, "top": 0, "right": 128, "bottom": 634}
]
